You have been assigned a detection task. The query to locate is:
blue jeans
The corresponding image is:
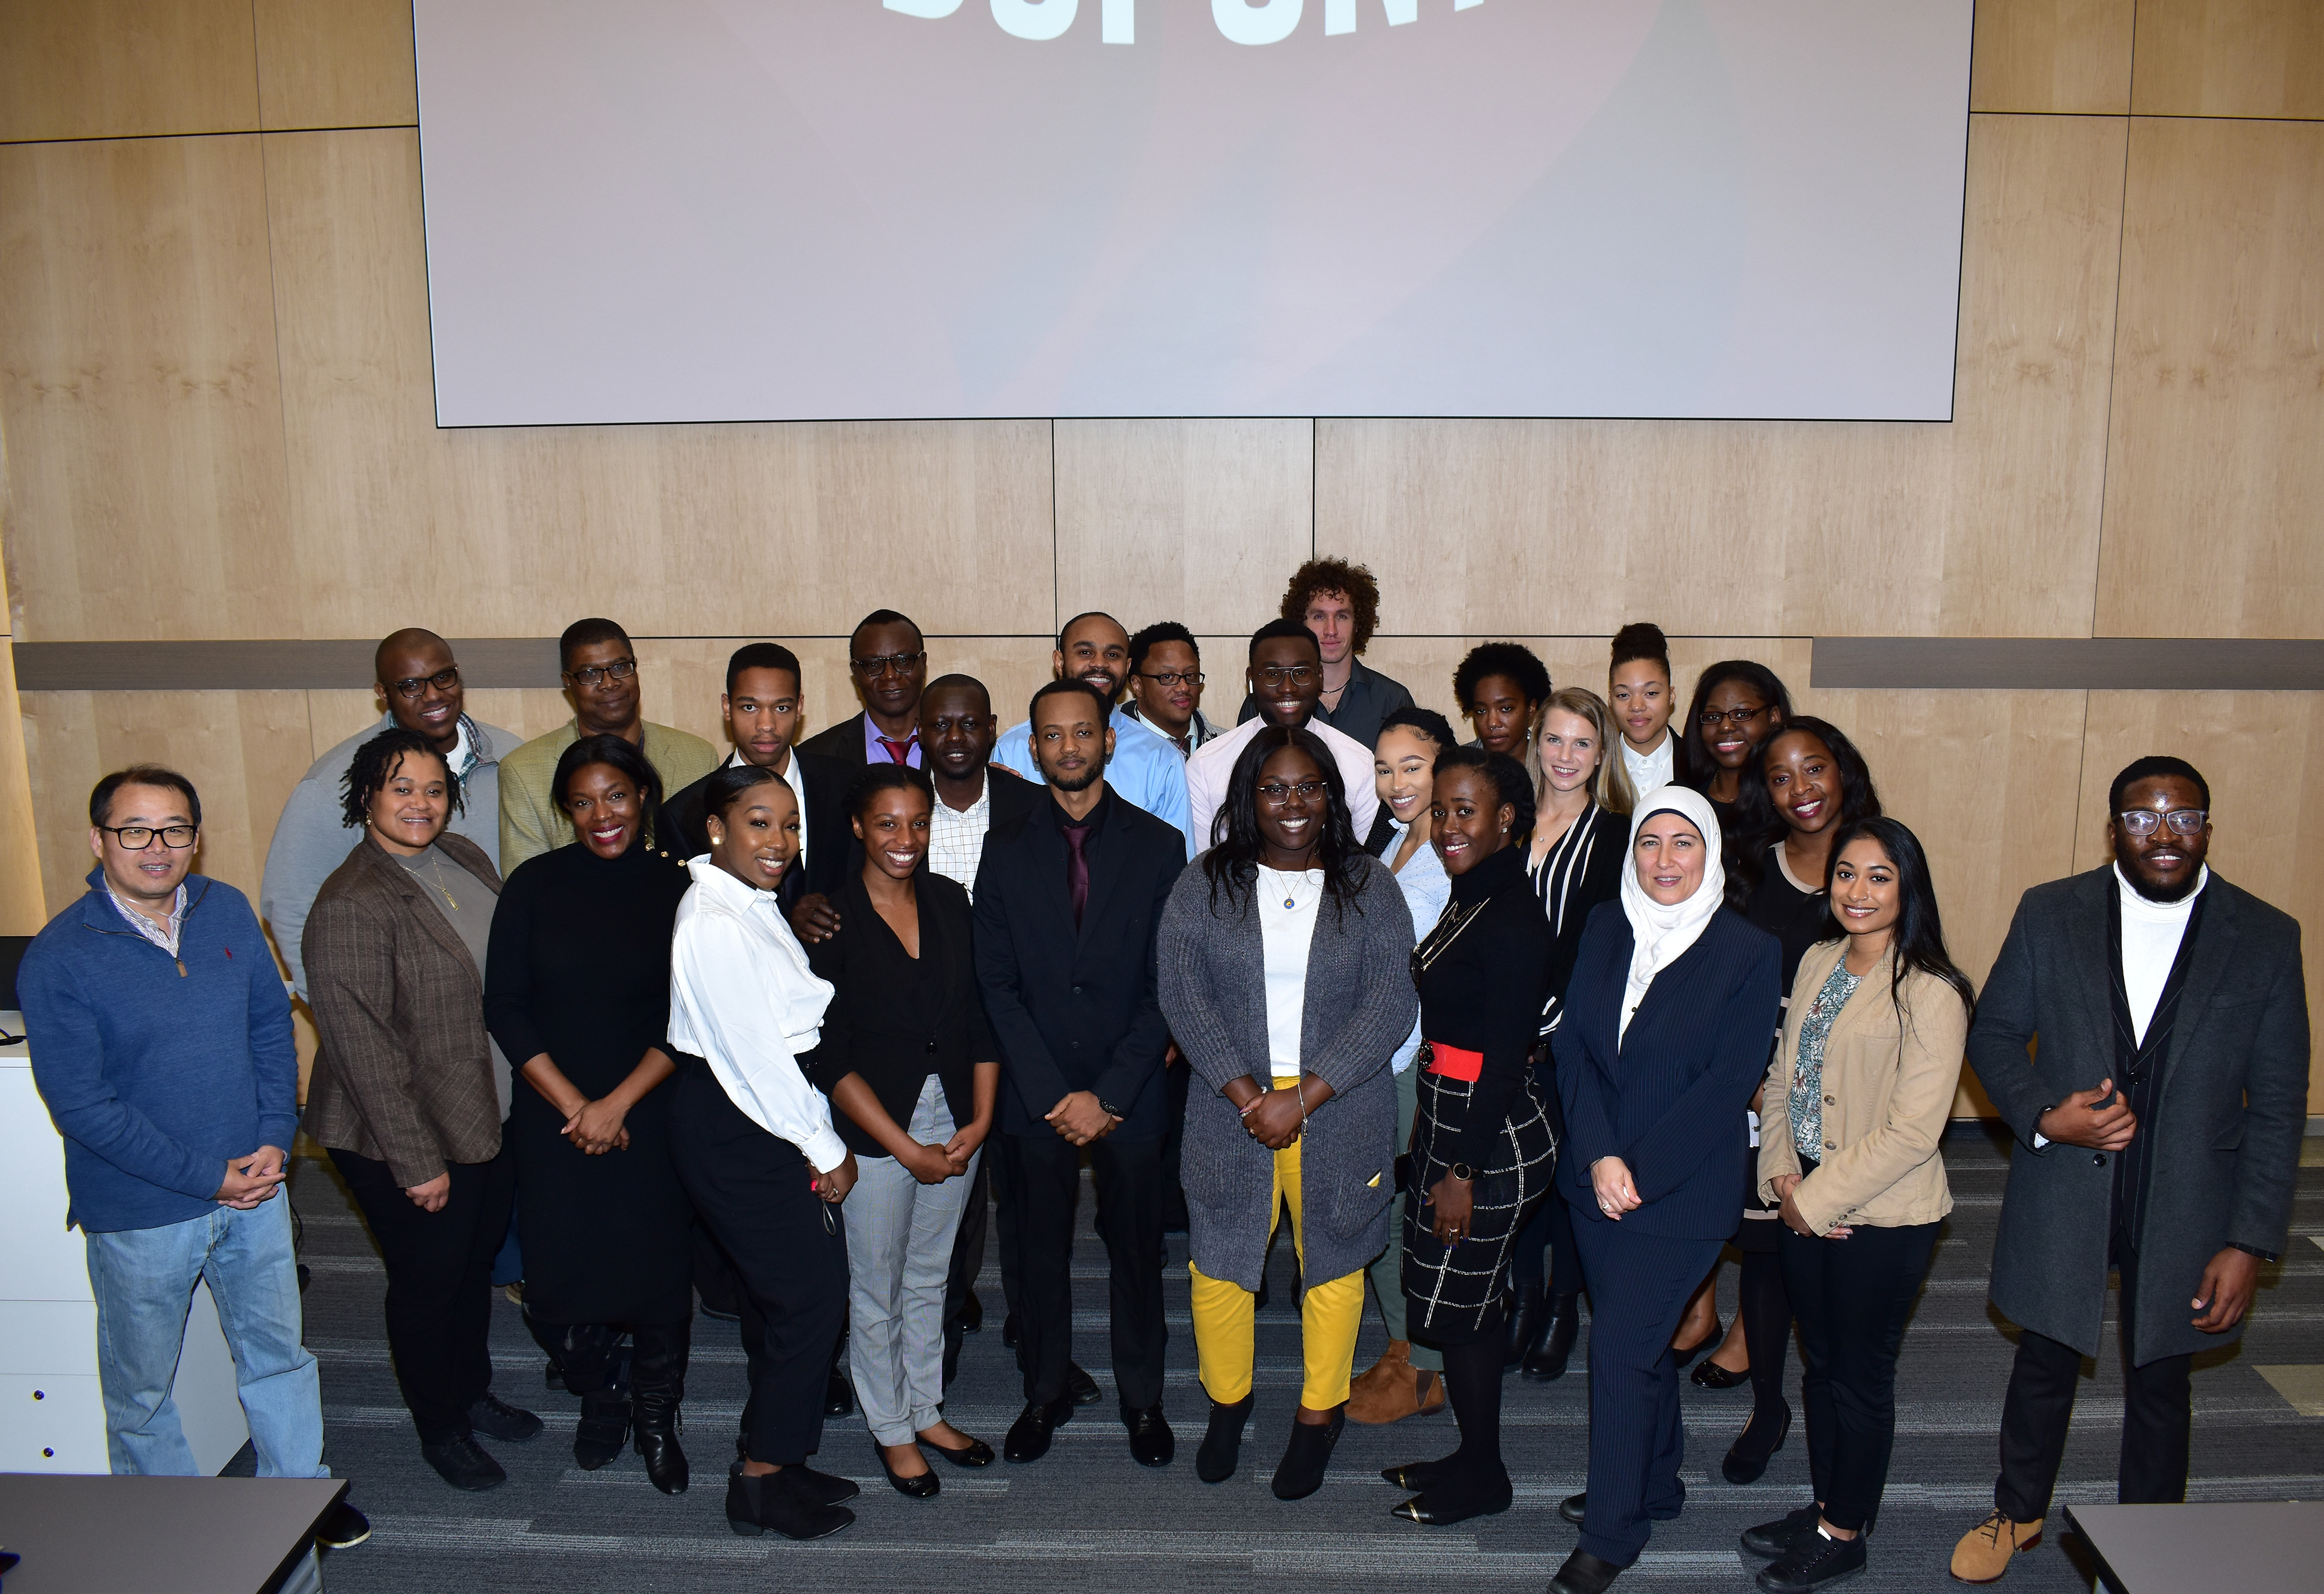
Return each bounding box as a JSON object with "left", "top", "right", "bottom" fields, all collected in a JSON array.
[{"left": 84, "top": 1196, "right": 328, "bottom": 1478}]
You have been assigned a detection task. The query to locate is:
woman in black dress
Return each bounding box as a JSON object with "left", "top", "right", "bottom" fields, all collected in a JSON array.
[
  {"left": 1383, "top": 748, "right": 1554, "bottom": 1526},
  {"left": 485, "top": 734, "right": 696, "bottom": 1493}
]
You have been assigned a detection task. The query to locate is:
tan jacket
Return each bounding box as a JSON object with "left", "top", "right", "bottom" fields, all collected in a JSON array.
[
  {"left": 496, "top": 718, "right": 719, "bottom": 875},
  {"left": 301, "top": 831, "right": 504, "bottom": 1187},
  {"left": 1757, "top": 938, "right": 1967, "bottom": 1235}
]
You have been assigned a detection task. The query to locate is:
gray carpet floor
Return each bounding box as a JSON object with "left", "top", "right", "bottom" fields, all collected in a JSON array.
[{"left": 271, "top": 1122, "right": 2324, "bottom": 1591}]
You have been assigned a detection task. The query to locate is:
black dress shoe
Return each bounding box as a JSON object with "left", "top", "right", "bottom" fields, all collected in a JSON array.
[
  {"left": 1502, "top": 1283, "right": 1546, "bottom": 1368},
  {"left": 1391, "top": 1471, "right": 1512, "bottom": 1525},
  {"left": 1003, "top": 1394, "right": 1076, "bottom": 1462},
  {"left": 724, "top": 1463, "right": 855, "bottom": 1541},
  {"left": 1722, "top": 1402, "right": 1792, "bottom": 1486},
  {"left": 1270, "top": 1409, "right": 1343, "bottom": 1500},
  {"left": 1067, "top": 1363, "right": 1103, "bottom": 1406},
  {"left": 421, "top": 1432, "right": 507, "bottom": 1492},
  {"left": 633, "top": 1385, "right": 688, "bottom": 1495},
  {"left": 1125, "top": 1404, "right": 1175, "bottom": 1467},
  {"left": 1671, "top": 1318, "right": 1722, "bottom": 1369},
  {"left": 1001, "top": 1313, "right": 1021, "bottom": 1349},
  {"left": 825, "top": 1369, "right": 856, "bottom": 1417},
  {"left": 1741, "top": 1504, "right": 1823, "bottom": 1559},
  {"left": 1559, "top": 1491, "right": 1587, "bottom": 1525},
  {"left": 1523, "top": 1292, "right": 1581, "bottom": 1381},
  {"left": 959, "top": 1290, "right": 984, "bottom": 1332},
  {"left": 1380, "top": 1456, "right": 1453, "bottom": 1492},
  {"left": 1196, "top": 1394, "right": 1256, "bottom": 1484},
  {"left": 1692, "top": 1356, "right": 1749, "bottom": 1390},
  {"left": 924, "top": 1432, "right": 995, "bottom": 1467},
  {"left": 573, "top": 1388, "right": 630, "bottom": 1471},
  {"left": 877, "top": 1442, "right": 941, "bottom": 1499},
  {"left": 786, "top": 1464, "right": 862, "bottom": 1506},
  {"left": 314, "top": 1499, "right": 370, "bottom": 1549},
  {"left": 467, "top": 1391, "right": 543, "bottom": 1442},
  {"left": 1756, "top": 1525, "right": 1866, "bottom": 1591},
  {"left": 1550, "top": 1548, "right": 1625, "bottom": 1594}
]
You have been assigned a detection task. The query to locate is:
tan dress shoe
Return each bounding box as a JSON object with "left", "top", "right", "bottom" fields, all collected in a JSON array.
[
  {"left": 1950, "top": 1508, "right": 2043, "bottom": 1582},
  {"left": 1346, "top": 1342, "right": 1446, "bottom": 1425}
]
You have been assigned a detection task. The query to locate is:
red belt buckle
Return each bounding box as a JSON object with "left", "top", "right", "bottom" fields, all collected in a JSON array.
[{"left": 1422, "top": 1042, "right": 1484, "bottom": 1082}]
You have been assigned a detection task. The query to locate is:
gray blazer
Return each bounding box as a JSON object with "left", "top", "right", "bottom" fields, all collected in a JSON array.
[
  {"left": 1968, "top": 866, "right": 2309, "bottom": 1366},
  {"left": 1159, "top": 852, "right": 1417, "bottom": 1291}
]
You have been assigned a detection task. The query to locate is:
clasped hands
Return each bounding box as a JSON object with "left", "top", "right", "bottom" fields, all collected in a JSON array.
[
  {"left": 1220, "top": 1073, "right": 1333, "bottom": 1152},
  {"left": 898, "top": 1119, "right": 992, "bottom": 1185},
  {"left": 1046, "top": 1089, "right": 1118, "bottom": 1147},
  {"left": 215, "top": 1145, "right": 288, "bottom": 1209}
]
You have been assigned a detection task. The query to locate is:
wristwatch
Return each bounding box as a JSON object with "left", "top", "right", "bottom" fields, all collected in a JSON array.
[{"left": 1098, "top": 1098, "right": 1128, "bottom": 1122}]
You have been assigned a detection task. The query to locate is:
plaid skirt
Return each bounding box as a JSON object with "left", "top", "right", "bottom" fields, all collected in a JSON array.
[{"left": 1402, "top": 1063, "right": 1558, "bottom": 1341}]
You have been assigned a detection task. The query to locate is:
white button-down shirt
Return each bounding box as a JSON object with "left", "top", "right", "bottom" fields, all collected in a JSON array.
[
  {"left": 667, "top": 856, "right": 848, "bottom": 1173},
  {"left": 928, "top": 776, "right": 993, "bottom": 899},
  {"left": 1183, "top": 714, "right": 1380, "bottom": 861}
]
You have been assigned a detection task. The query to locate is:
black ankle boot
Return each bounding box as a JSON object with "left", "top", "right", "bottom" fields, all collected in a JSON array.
[
  {"left": 724, "top": 1462, "right": 854, "bottom": 1541},
  {"left": 573, "top": 1387, "right": 630, "bottom": 1471},
  {"left": 1270, "top": 1409, "right": 1344, "bottom": 1500},
  {"left": 633, "top": 1382, "right": 688, "bottom": 1494},
  {"left": 1523, "top": 1292, "right": 1581, "bottom": 1381},
  {"left": 1502, "top": 1283, "right": 1545, "bottom": 1369},
  {"left": 1195, "top": 1394, "right": 1256, "bottom": 1484}
]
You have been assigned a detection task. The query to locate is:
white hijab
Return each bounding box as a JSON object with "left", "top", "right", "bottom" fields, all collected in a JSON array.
[{"left": 1617, "top": 784, "right": 1725, "bottom": 1043}]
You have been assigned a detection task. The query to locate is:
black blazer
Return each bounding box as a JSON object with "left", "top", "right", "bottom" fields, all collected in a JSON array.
[
  {"left": 973, "top": 788, "right": 1183, "bottom": 1140},
  {"left": 797, "top": 711, "right": 883, "bottom": 768},
  {"left": 661, "top": 750, "right": 849, "bottom": 908},
  {"left": 802, "top": 870, "right": 997, "bottom": 1160},
  {"left": 1554, "top": 903, "right": 1781, "bottom": 1240}
]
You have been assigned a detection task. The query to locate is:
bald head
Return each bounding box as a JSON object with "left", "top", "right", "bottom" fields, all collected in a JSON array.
[{"left": 374, "top": 629, "right": 464, "bottom": 754}]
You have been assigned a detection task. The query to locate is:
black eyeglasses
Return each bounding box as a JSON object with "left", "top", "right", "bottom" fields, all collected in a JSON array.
[
  {"left": 387, "top": 665, "right": 461, "bottom": 700},
  {"left": 851, "top": 651, "right": 927, "bottom": 678},
  {"left": 566, "top": 659, "right": 638, "bottom": 687},
  {"left": 1138, "top": 671, "right": 1205, "bottom": 688},
  {"left": 1256, "top": 779, "right": 1329, "bottom": 804},
  {"left": 100, "top": 823, "right": 198, "bottom": 850},
  {"left": 1254, "top": 665, "right": 1318, "bottom": 687},
  {"left": 2117, "top": 808, "right": 2207, "bottom": 837},
  {"left": 1698, "top": 705, "right": 1767, "bottom": 730}
]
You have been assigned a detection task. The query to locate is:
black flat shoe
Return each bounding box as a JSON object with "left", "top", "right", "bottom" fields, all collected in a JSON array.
[
  {"left": 1125, "top": 1403, "right": 1175, "bottom": 1467},
  {"left": 1067, "top": 1363, "right": 1103, "bottom": 1406},
  {"left": 1550, "top": 1548, "right": 1625, "bottom": 1594},
  {"left": 1742, "top": 1504, "right": 1822, "bottom": 1559},
  {"left": 1271, "top": 1410, "right": 1344, "bottom": 1500},
  {"left": 421, "top": 1432, "right": 507, "bottom": 1492},
  {"left": 1390, "top": 1473, "right": 1511, "bottom": 1525},
  {"left": 877, "top": 1443, "right": 941, "bottom": 1499},
  {"left": 1380, "top": 1456, "right": 1454, "bottom": 1492},
  {"left": 1502, "top": 1283, "right": 1546, "bottom": 1369},
  {"left": 959, "top": 1290, "right": 984, "bottom": 1332},
  {"left": 824, "top": 1369, "right": 856, "bottom": 1417},
  {"left": 1692, "top": 1356, "right": 1749, "bottom": 1390},
  {"left": 1197, "top": 1394, "right": 1256, "bottom": 1484},
  {"left": 1722, "top": 1401, "right": 1792, "bottom": 1486},
  {"left": 1523, "top": 1292, "right": 1581, "bottom": 1381},
  {"left": 314, "top": 1499, "right": 370, "bottom": 1549},
  {"left": 1003, "top": 1394, "right": 1076, "bottom": 1463},
  {"left": 786, "top": 1464, "right": 861, "bottom": 1507},
  {"left": 725, "top": 1463, "right": 855, "bottom": 1541},
  {"left": 923, "top": 1434, "right": 995, "bottom": 1468},
  {"left": 1671, "top": 1318, "right": 1722, "bottom": 1369},
  {"left": 1559, "top": 1491, "right": 1587, "bottom": 1525},
  {"left": 467, "top": 1392, "right": 543, "bottom": 1442},
  {"left": 1756, "top": 1525, "right": 1867, "bottom": 1591},
  {"left": 572, "top": 1388, "right": 630, "bottom": 1471}
]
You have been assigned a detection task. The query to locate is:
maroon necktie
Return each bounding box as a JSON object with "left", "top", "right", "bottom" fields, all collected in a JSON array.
[
  {"left": 877, "top": 733, "right": 916, "bottom": 765},
  {"left": 1063, "top": 822, "right": 1091, "bottom": 930}
]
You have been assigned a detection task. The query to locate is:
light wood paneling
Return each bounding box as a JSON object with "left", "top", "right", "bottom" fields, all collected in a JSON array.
[
  {"left": 2074, "top": 691, "right": 2324, "bottom": 1112},
  {"left": 257, "top": 128, "right": 1055, "bottom": 642},
  {"left": 1971, "top": 0, "right": 2136, "bottom": 114},
  {"left": 2096, "top": 117, "right": 2324, "bottom": 639},
  {"left": 1319, "top": 114, "right": 2128, "bottom": 641},
  {"left": 1054, "top": 420, "right": 1314, "bottom": 639},
  {"left": 254, "top": 0, "right": 418, "bottom": 131},
  {"left": 0, "top": 135, "right": 295, "bottom": 644},
  {"left": 0, "top": 642, "right": 48, "bottom": 934},
  {"left": 0, "top": 1, "right": 259, "bottom": 144},
  {"left": 2132, "top": 0, "right": 2324, "bottom": 120}
]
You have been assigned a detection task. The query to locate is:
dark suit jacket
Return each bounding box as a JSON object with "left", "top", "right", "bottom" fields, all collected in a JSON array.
[
  {"left": 661, "top": 750, "right": 849, "bottom": 908},
  {"left": 798, "top": 711, "right": 888, "bottom": 768},
  {"left": 1554, "top": 903, "right": 1781, "bottom": 1240},
  {"left": 973, "top": 787, "right": 1183, "bottom": 1140},
  {"left": 802, "top": 869, "right": 998, "bottom": 1160},
  {"left": 1969, "top": 866, "right": 2309, "bottom": 1364}
]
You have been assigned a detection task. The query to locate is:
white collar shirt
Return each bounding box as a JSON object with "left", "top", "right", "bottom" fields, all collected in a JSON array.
[{"left": 1183, "top": 714, "right": 1380, "bottom": 862}]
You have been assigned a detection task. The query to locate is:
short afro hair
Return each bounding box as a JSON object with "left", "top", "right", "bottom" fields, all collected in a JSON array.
[
  {"left": 1248, "top": 617, "right": 1320, "bottom": 660},
  {"left": 558, "top": 617, "right": 632, "bottom": 669},
  {"left": 2109, "top": 755, "right": 2210, "bottom": 815},
  {"left": 1128, "top": 622, "right": 1197, "bottom": 673},
  {"left": 725, "top": 642, "right": 802, "bottom": 698},
  {"left": 1452, "top": 642, "right": 1550, "bottom": 712},
  {"left": 1278, "top": 558, "right": 1383, "bottom": 654}
]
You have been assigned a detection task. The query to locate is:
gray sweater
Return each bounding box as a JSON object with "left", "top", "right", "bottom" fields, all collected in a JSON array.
[{"left": 1159, "top": 851, "right": 1417, "bottom": 1291}]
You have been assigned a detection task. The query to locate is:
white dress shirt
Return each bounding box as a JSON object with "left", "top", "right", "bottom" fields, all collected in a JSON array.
[
  {"left": 1383, "top": 821, "right": 1451, "bottom": 1073},
  {"left": 1257, "top": 866, "right": 1324, "bottom": 1079},
  {"left": 667, "top": 855, "right": 849, "bottom": 1173},
  {"left": 1183, "top": 715, "right": 1380, "bottom": 861},
  {"left": 1620, "top": 728, "right": 1676, "bottom": 798},
  {"left": 928, "top": 776, "right": 993, "bottom": 899}
]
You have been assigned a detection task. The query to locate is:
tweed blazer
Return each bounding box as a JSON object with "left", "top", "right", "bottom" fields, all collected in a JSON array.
[
  {"left": 1757, "top": 937, "right": 1968, "bottom": 1235},
  {"left": 1158, "top": 851, "right": 1416, "bottom": 1291},
  {"left": 302, "top": 831, "right": 504, "bottom": 1187},
  {"left": 1968, "top": 866, "right": 2308, "bottom": 1366}
]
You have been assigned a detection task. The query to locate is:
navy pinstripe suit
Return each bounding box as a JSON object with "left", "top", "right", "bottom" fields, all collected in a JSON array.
[{"left": 1554, "top": 901, "right": 1781, "bottom": 1566}]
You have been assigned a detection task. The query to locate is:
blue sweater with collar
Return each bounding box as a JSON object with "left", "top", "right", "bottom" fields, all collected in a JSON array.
[{"left": 19, "top": 870, "right": 299, "bottom": 1233}]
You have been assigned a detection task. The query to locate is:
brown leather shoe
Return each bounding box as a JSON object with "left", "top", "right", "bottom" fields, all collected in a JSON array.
[
  {"left": 1950, "top": 1509, "right": 2042, "bottom": 1582},
  {"left": 1347, "top": 1343, "right": 1445, "bottom": 1425}
]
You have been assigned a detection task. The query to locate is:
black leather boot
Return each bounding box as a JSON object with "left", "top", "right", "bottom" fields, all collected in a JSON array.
[
  {"left": 1195, "top": 1394, "right": 1255, "bottom": 1484},
  {"left": 573, "top": 1387, "right": 630, "bottom": 1471},
  {"left": 1502, "top": 1283, "right": 1546, "bottom": 1369},
  {"left": 1523, "top": 1292, "right": 1581, "bottom": 1381},
  {"left": 633, "top": 1381, "right": 688, "bottom": 1493}
]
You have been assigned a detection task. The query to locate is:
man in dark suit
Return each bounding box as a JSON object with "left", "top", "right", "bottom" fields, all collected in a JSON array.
[
  {"left": 1952, "top": 755, "right": 2309, "bottom": 1584},
  {"left": 796, "top": 610, "right": 929, "bottom": 769},
  {"left": 974, "top": 678, "right": 1184, "bottom": 1468}
]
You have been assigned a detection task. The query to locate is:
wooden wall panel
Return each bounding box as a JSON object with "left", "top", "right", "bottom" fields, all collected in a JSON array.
[
  {"left": 257, "top": 129, "right": 1057, "bottom": 642},
  {"left": 0, "top": 1, "right": 258, "bottom": 144},
  {"left": 0, "top": 642, "right": 48, "bottom": 934},
  {"left": 0, "top": 135, "right": 295, "bottom": 644},
  {"left": 2131, "top": 0, "right": 2324, "bottom": 120},
  {"left": 1318, "top": 114, "right": 2127, "bottom": 641},
  {"left": 1971, "top": 0, "right": 2136, "bottom": 114},
  {"left": 2096, "top": 117, "right": 2324, "bottom": 639},
  {"left": 2074, "top": 692, "right": 2324, "bottom": 1113},
  {"left": 1053, "top": 420, "right": 1313, "bottom": 639},
  {"left": 254, "top": 0, "right": 417, "bottom": 131}
]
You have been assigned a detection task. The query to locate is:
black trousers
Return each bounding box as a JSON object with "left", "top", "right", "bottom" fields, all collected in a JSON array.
[
  {"left": 1778, "top": 1219, "right": 1940, "bottom": 1534},
  {"left": 668, "top": 1059, "right": 848, "bottom": 1466},
  {"left": 998, "top": 1130, "right": 1167, "bottom": 1410},
  {"left": 1994, "top": 1235, "right": 2193, "bottom": 1520},
  {"left": 331, "top": 1142, "right": 515, "bottom": 1444},
  {"left": 1511, "top": 1058, "right": 1583, "bottom": 1298}
]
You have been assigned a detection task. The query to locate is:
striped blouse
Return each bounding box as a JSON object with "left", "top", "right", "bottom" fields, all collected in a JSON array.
[{"left": 1527, "top": 800, "right": 1627, "bottom": 1038}]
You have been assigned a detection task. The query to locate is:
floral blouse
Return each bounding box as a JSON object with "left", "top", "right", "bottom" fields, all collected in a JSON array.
[{"left": 1789, "top": 960, "right": 1862, "bottom": 1163}]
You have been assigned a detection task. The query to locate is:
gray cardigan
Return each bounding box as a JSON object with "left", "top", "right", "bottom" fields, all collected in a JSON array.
[
  {"left": 1968, "top": 866, "right": 2309, "bottom": 1366},
  {"left": 1159, "top": 851, "right": 1417, "bottom": 1291}
]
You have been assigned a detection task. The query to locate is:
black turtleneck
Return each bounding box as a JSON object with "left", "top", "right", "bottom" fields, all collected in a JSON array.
[{"left": 1419, "top": 843, "right": 1554, "bottom": 1167}]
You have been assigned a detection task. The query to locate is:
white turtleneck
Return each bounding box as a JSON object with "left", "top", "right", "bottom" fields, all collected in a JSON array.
[{"left": 2117, "top": 862, "right": 2208, "bottom": 1044}]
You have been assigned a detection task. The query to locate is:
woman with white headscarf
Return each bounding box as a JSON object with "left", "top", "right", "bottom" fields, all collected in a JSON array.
[{"left": 1543, "top": 785, "right": 1783, "bottom": 1594}]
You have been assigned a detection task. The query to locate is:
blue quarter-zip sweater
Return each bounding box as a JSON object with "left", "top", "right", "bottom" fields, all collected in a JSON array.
[{"left": 19, "top": 869, "right": 298, "bottom": 1233}]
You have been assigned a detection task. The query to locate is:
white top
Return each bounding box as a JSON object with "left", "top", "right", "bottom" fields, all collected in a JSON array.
[
  {"left": 1183, "top": 715, "right": 1380, "bottom": 862},
  {"left": 1619, "top": 728, "right": 1676, "bottom": 799},
  {"left": 1257, "top": 866, "right": 1324, "bottom": 1079},
  {"left": 928, "top": 775, "right": 994, "bottom": 898},
  {"left": 2117, "top": 862, "right": 2209, "bottom": 1044},
  {"left": 1383, "top": 820, "right": 1451, "bottom": 1074},
  {"left": 666, "top": 855, "right": 848, "bottom": 1173}
]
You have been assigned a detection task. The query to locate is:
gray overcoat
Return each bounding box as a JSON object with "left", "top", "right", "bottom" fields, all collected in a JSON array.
[
  {"left": 1968, "top": 866, "right": 2309, "bottom": 1366},
  {"left": 1158, "top": 852, "right": 1417, "bottom": 1291}
]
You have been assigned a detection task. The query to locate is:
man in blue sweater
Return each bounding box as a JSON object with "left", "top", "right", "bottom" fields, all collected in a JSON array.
[{"left": 19, "top": 766, "right": 363, "bottom": 1545}]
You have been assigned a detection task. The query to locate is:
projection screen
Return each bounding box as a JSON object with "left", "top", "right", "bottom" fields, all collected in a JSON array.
[{"left": 411, "top": 1, "right": 1974, "bottom": 426}]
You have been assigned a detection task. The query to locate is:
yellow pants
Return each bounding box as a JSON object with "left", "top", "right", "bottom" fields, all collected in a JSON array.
[{"left": 1189, "top": 1127, "right": 1368, "bottom": 1410}]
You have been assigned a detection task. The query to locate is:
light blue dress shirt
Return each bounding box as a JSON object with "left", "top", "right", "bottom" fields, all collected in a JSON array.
[{"left": 994, "top": 704, "right": 1189, "bottom": 846}]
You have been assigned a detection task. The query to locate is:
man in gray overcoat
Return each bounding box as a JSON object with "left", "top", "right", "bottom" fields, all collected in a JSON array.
[{"left": 1950, "top": 755, "right": 2309, "bottom": 1583}]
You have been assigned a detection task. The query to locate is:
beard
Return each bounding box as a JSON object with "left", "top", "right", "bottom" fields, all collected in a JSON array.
[
  {"left": 1046, "top": 760, "right": 1104, "bottom": 794},
  {"left": 2115, "top": 840, "right": 2201, "bottom": 902}
]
